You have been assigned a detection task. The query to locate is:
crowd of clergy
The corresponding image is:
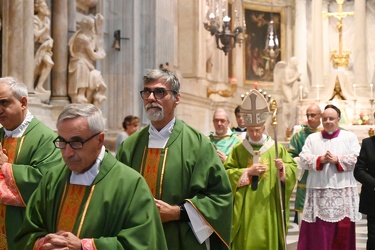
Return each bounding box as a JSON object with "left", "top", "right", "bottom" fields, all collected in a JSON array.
[{"left": 0, "top": 69, "right": 373, "bottom": 250}]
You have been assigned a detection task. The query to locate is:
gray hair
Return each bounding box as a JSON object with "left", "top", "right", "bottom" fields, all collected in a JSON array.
[
  {"left": 57, "top": 104, "right": 105, "bottom": 133},
  {"left": 213, "top": 108, "right": 230, "bottom": 120},
  {"left": 0, "top": 77, "right": 28, "bottom": 99},
  {"left": 143, "top": 69, "right": 180, "bottom": 94}
]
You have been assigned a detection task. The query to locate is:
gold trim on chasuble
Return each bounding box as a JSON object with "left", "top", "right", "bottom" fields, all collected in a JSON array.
[
  {"left": 57, "top": 183, "right": 96, "bottom": 237},
  {"left": 184, "top": 200, "right": 230, "bottom": 249},
  {"left": 140, "top": 147, "right": 168, "bottom": 199},
  {"left": 0, "top": 137, "right": 24, "bottom": 250}
]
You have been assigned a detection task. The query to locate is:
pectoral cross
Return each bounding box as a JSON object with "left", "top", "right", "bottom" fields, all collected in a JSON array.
[{"left": 323, "top": 0, "right": 354, "bottom": 68}]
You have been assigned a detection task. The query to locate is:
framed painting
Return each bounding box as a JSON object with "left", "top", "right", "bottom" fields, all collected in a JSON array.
[{"left": 243, "top": 4, "right": 285, "bottom": 86}]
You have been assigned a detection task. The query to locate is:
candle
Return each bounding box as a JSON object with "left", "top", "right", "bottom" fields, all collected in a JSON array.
[
  {"left": 371, "top": 84, "right": 374, "bottom": 99},
  {"left": 254, "top": 82, "right": 258, "bottom": 90},
  {"left": 316, "top": 85, "right": 319, "bottom": 100},
  {"left": 299, "top": 85, "right": 303, "bottom": 100},
  {"left": 353, "top": 84, "right": 356, "bottom": 98}
]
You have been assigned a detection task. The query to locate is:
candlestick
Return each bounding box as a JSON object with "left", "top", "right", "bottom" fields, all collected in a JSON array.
[
  {"left": 371, "top": 84, "right": 374, "bottom": 99},
  {"left": 316, "top": 85, "right": 319, "bottom": 101},
  {"left": 299, "top": 85, "right": 303, "bottom": 100}
]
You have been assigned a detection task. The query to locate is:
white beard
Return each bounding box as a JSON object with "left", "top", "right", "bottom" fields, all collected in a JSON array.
[{"left": 146, "top": 108, "right": 164, "bottom": 121}]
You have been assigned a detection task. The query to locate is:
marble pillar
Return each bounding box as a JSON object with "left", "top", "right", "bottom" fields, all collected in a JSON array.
[
  {"left": 294, "top": 0, "right": 309, "bottom": 93},
  {"left": 285, "top": 2, "right": 293, "bottom": 60},
  {"left": 24, "top": 0, "right": 34, "bottom": 91},
  {"left": 311, "top": 0, "right": 324, "bottom": 89},
  {"left": 354, "top": 0, "right": 367, "bottom": 89},
  {"left": 51, "top": 0, "right": 68, "bottom": 99},
  {"left": 7, "top": 1, "right": 24, "bottom": 82}
]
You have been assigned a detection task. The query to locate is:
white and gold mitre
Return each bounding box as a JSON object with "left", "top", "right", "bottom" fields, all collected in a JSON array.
[{"left": 239, "top": 89, "right": 270, "bottom": 127}]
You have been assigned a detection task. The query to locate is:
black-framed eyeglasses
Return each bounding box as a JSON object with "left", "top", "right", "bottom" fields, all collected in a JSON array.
[
  {"left": 140, "top": 88, "right": 176, "bottom": 100},
  {"left": 53, "top": 132, "right": 101, "bottom": 149}
]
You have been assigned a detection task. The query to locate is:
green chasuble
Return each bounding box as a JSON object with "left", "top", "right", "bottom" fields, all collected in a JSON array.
[
  {"left": 225, "top": 137, "right": 297, "bottom": 250},
  {"left": 288, "top": 125, "right": 320, "bottom": 212},
  {"left": 0, "top": 117, "right": 63, "bottom": 250},
  {"left": 207, "top": 131, "right": 242, "bottom": 156},
  {"left": 15, "top": 151, "right": 167, "bottom": 250},
  {"left": 117, "top": 118, "right": 232, "bottom": 250}
]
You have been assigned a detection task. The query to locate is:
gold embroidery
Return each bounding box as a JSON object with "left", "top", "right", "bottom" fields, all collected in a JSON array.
[
  {"left": 159, "top": 148, "right": 168, "bottom": 199},
  {"left": 57, "top": 184, "right": 87, "bottom": 232},
  {"left": 0, "top": 233, "right": 7, "bottom": 249},
  {"left": 0, "top": 206, "right": 6, "bottom": 250},
  {"left": 77, "top": 185, "right": 96, "bottom": 238},
  {"left": 143, "top": 148, "right": 162, "bottom": 197}
]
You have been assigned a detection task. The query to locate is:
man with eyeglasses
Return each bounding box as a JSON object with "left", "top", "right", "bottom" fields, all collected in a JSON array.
[
  {"left": 117, "top": 69, "right": 232, "bottom": 250},
  {"left": 16, "top": 103, "right": 167, "bottom": 249},
  {"left": 208, "top": 108, "right": 241, "bottom": 163},
  {"left": 0, "top": 77, "right": 63, "bottom": 249},
  {"left": 297, "top": 104, "right": 361, "bottom": 250},
  {"left": 288, "top": 103, "right": 322, "bottom": 226}
]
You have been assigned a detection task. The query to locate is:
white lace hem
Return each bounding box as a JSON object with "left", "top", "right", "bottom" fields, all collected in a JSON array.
[{"left": 302, "top": 187, "right": 362, "bottom": 223}]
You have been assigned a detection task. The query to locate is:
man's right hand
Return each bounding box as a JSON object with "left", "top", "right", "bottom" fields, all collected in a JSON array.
[{"left": 247, "top": 163, "right": 266, "bottom": 178}]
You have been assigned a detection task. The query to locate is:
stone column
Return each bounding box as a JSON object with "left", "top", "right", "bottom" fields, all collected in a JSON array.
[
  {"left": 354, "top": 0, "right": 366, "bottom": 88},
  {"left": 51, "top": 0, "right": 68, "bottom": 99},
  {"left": 285, "top": 2, "right": 293, "bottom": 60},
  {"left": 7, "top": 1, "right": 24, "bottom": 82},
  {"left": 23, "top": 0, "right": 34, "bottom": 91},
  {"left": 311, "top": 0, "right": 324, "bottom": 89},
  {"left": 294, "top": 0, "right": 309, "bottom": 92}
]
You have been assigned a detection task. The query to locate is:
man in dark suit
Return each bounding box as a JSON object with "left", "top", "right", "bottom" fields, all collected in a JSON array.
[{"left": 354, "top": 136, "right": 375, "bottom": 250}]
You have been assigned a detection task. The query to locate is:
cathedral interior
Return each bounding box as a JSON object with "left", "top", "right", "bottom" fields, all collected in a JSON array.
[{"left": 1, "top": 0, "right": 374, "bottom": 150}]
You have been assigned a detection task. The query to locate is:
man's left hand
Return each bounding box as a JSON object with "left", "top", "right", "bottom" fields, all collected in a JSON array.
[{"left": 42, "top": 231, "right": 82, "bottom": 250}]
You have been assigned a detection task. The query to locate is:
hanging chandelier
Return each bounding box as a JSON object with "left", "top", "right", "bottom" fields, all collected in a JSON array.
[
  {"left": 263, "top": 19, "right": 280, "bottom": 71},
  {"left": 204, "top": 1, "right": 243, "bottom": 56}
]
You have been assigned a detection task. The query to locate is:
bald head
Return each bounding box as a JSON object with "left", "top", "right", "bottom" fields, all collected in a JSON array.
[{"left": 306, "top": 104, "right": 322, "bottom": 129}]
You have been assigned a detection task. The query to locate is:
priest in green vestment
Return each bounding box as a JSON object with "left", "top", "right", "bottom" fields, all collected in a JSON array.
[
  {"left": 117, "top": 69, "right": 232, "bottom": 250},
  {"left": 224, "top": 90, "right": 297, "bottom": 250},
  {"left": 15, "top": 104, "right": 167, "bottom": 250},
  {"left": 288, "top": 103, "right": 321, "bottom": 224},
  {"left": 208, "top": 108, "right": 242, "bottom": 163},
  {"left": 0, "top": 77, "right": 63, "bottom": 250}
]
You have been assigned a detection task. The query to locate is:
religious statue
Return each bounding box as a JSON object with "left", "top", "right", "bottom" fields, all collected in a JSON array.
[
  {"left": 33, "top": 0, "right": 54, "bottom": 95},
  {"left": 77, "top": 0, "right": 98, "bottom": 13},
  {"left": 274, "top": 57, "right": 301, "bottom": 138},
  {"left": 68, "top": 14, "right": 107, "bottom": 107}
]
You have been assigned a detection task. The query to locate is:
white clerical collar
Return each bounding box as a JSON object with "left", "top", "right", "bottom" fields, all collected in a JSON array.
[
  {"left": 70, "top": 146, "right": 105, "bottom": 186},
  {"left": 4, "top": 110, "right": 33, "bottom": 138},
  {"left": 148, "top": 118, "right": 175, "bottom": 148},
  {"left": 247, "top": 134, "right": 267, "bottom": 145}
]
